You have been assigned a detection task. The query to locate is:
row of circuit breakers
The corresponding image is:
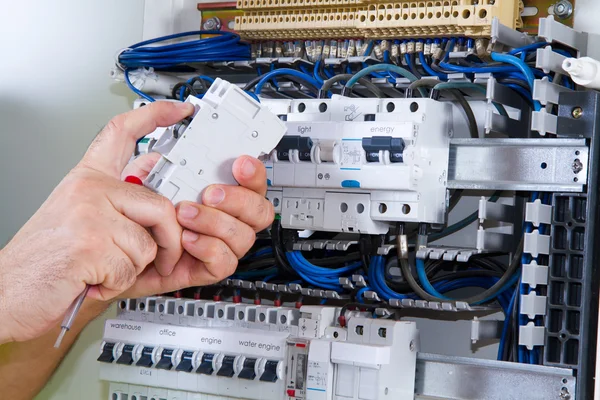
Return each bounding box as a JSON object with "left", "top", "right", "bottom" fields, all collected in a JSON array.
[
  {"left": 136, "top": 95, "right": 453, "bottom": 234},
  {"left": 101, "top": 298, "right": 418, "bottom": 400}
]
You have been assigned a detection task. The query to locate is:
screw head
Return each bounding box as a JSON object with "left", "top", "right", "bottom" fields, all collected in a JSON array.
[
  {"left": 572, "top": 158, "right": 583, "bottom": 174},
  {"left": 180, "top": 159, "right": 187, "bottom": 166},
  {"left": 203, "top": 17, "right": 221, "bottom": 30},
  {"left": 409, "top": 340, "right": 415, "bottom": 351},
  {"left": 252, "top": 131, "right": 259, "bottom": 138},
  {"left": 572, "top": 107, "right": 583, "bottom": 119},
  {"left": 554, "top": 0, "right": 573, "bottom": 19},
  {"left": 212, "top": 113, "right": 219, "bottom": 119}
]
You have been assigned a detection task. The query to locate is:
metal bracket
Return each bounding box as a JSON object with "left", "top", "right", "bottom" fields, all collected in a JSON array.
[
  {"left": 448, "top": 138, "right": 589, "bottom": 192},
  {"left": 415, "top": 353, "right": 576, "bottom": 400}
]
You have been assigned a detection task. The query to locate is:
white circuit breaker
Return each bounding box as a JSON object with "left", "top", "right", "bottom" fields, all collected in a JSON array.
[
  {"left": 101, "top": 299, "right": 419, "bottom": 400},
  {"left": 141, "top": 78, "right": 287, "bottom": 204},
  {"left": 261, "top": 96, "right": 453, "bottom": 234}
]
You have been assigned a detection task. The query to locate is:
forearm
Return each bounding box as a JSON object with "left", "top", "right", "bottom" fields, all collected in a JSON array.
[{"left": 0, "top": 299, "right": 109, "bottom": 400}]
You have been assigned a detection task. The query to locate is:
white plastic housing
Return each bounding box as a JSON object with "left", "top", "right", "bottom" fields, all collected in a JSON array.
[
  {"left": 142, "top": 78, "right": 287, "bottom": 205},
  {"left": 262, "top": 96, "right": 453, "bottom": 234}
]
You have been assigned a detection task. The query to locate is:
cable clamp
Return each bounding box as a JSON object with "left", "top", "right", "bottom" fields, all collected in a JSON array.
[{"left": 114, "top": 47, "right": 133, "bottom": 71}]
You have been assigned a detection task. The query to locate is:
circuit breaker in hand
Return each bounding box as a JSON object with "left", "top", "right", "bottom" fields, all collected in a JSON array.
[{"left": 142, "top": 78, "right": 287, "bottom": 204}]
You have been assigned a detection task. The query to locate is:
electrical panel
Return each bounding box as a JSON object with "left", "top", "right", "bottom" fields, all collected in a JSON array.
[
  {"left": 105, "top": 1, "right": 600, "bottom": 400},
  {"left": 102, "top": 299, "right": 418, "bottom": 400}
]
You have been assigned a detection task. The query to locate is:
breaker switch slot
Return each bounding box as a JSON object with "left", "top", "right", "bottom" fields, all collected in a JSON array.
[
  {"left": 260, "top": 360, "right": 280, "bottom": 382},
  {"left": 238, "top": 358, "right": 258, "bottom": 380},
  {"left": 97, "top": 342, "right": 116, "bottom": 363},
  {"left": 115, "top": 344, "right": 135, "bottom": 365},
  {"left": 196, "top": 353, "right": 215, "bottom": 375},
  {"left": 136, "top": 346, "right": 154, "bottom": 368},
  {"left": 362, "top": 136, "right": 405, "bottom": 163},
  {"left": 276, "top": 135, "right": 313, "bottom": 161},
  {"left": 176, "top": 351, "right": 195, "bottom": 372},
  {"left": 155, "top": 348, "right": 174, "bottom": 370},
  {"left": 217, "top": 355, "right": 237, "bottom": 377}
]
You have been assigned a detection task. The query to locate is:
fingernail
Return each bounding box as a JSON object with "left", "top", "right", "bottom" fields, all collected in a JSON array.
[
  {"left": 240, "top": 159, "right": 256, "bottom": 178},
  {"left": 178, "top": 204, "right": 199, "bottom": 219},
  {"left": 204, "top": 187, "right": 225, "bottom": 206},
  {"left": 182, "top": 230, "right": 199, "bottom": 242},
  {"left": 176, "top": 102, "right": 194, "bottom": 111}
]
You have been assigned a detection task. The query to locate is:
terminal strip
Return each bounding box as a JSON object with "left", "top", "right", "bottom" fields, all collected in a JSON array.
[{"left": 235, "top": 0, "right": 523, "bottom": 40}]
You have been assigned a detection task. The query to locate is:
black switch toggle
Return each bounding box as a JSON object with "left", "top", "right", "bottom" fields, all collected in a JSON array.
[
  {"left": 276, "top": 135, "right": 313, "bottom": 161},
  {"left": 362, "top": 136, "right": 405, "bottom": 163},
  {"left": 217, "top": 355, "right": 236, "bottom": 377},
  {"left": 196, "top": 353, "right": 215, "bottom": 375},
  {"left": 176, "top": 351, "right": 195, "bottom": 372},
  {"left": 136, "top": 346, "right": 154, "bottom": 368},
  {"left": 238, "top": 358, "right": 257, "bottom": 380},
  {"left": 155, "top": 349, "right": 174, "bottom": 370},
  {"left": 97, "top": 342, "right": 116, "bottom": 363},
  {"left": 259, "top": 360, "right": 280, "bottom": 382},
  {"left": 116, "top": 344, "right": 135, "bottom": 365}
]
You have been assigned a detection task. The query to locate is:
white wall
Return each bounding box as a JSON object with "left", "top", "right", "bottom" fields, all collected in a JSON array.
[{"left": 0, "top": 1, "right": 144, "bottom": 399}]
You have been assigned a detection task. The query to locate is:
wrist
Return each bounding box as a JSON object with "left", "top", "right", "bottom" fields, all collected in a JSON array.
[{"left": 0, "top": 254, "right": 14, "bottom": 345}]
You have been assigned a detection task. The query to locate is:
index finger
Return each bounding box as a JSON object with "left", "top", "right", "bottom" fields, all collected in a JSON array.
[{"left": 81, "top": 101, "right": 195, "bottom": 179}]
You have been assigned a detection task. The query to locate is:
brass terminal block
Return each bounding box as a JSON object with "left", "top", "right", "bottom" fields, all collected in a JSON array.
[{"left": 235, "top": 0, "right": 523, "bottom": 40}]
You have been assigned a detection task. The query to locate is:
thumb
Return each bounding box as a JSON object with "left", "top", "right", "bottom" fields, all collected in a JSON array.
[{"left": 80, "top": 101, "right": 194, "bottom": 179}]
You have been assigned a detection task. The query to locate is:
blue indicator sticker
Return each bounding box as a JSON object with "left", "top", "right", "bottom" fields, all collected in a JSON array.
[
  {"left": 341, "top": 180, "right": 360, "bottom": 188},
  {"left": 267, "top": 179, "right": 272, "bottom": 186},
  {"left": 307, "top": 388, "right": 327, "bottom": 392}
]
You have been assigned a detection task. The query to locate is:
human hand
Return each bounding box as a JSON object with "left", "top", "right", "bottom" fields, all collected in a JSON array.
[
  {"left": 0, "top": 101, "right": 273, "bottom": 344},
  {"left": 117, "top": 152, "right": 274, "bottom": 299}
]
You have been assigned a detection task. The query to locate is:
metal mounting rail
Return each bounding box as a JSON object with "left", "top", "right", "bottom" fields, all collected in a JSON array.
[
  {"left": 448, "top": 138, "right": 588, "bottom": 192},
  {"left": 415, "top": 353, "right": 576, "bottom": 400}
]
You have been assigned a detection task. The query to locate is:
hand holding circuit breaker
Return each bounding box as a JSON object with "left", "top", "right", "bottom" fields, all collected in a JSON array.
[
  {"left": 54, "top": 79, "right": 286, "bottom": 348},
  {"left": 142, "top": 78, "right": 287, "bottom": 204}
]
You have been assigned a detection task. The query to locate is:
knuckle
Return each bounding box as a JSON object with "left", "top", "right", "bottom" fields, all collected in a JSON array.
[
  {"left": 109, "top": 255, "right": 137, "bottom": 290},
  {"left": 239, "top": 229, "right": 256, "bottom": 256},
  {"left": 104, "top": 116, "right": 124, "bottom": 137},
  {"left": 256, "top": 199, "right": 275, "bottom": 229},
  {"left": 127, "top": 223, "right": 157, "bottom": 267},
  {"left": 218, "top": 244, "right": 238, "bottom": 279}
]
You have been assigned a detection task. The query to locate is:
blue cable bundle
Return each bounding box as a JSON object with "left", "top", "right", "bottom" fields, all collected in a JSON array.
[
  {"left": 286, "top": 251, "right": 362, "bottom": 291},
  {"left": 118, "top": 31, "right": 250, "bottom": 69}
]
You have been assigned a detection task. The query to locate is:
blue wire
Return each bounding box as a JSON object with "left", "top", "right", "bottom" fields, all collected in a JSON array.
[
  {"left": 490, "top": 52, "right": 542, "bottom": 111},
  {"left": 124, "top": 69, "right": 155, "bottom": 102},
  {"left": 356, "top": 287, "right": 371, "bottom": 303},
  {"left": 419, "top": 52, "right": 447, "bottom": 80},
  {"left": 508, "top": 42, "right": 548, "bottom": 56},
  {"left": 313, "top": 61, "right": 325, "bottom": 85},
  {"left": 254, "top": 69, "right": 319, "bottom": 95},
  {"left": 119, "top": 31, "right": 250, "bottom": 69},
  {"left": 416, "top": 259, "right": 450, "bottom": 300}
]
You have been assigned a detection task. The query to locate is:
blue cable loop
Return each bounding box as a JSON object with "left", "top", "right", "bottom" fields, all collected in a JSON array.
[
  {"left": 254, "top": 69, "right": 319, "bottom": 95},
  {"left": 119, "top": 31, "right": 250, "bottom": 69},
  {"left": 124, "top": 69, "right": 155, "bottom": 102}
]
